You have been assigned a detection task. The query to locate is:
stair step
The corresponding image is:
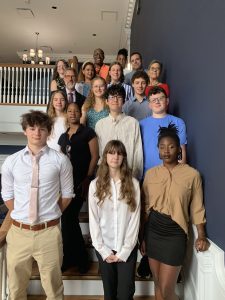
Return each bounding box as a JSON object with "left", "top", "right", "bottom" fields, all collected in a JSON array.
[
  {"left": 31, "top": 261, "right": 153, "bottom": 282},
  {"left": 28, "top": 296, "right": 155, "bottom": 299},
  {"left": 28, "top": 262, "right": 183, "bottom": 297},
  {"left": 79, "top": 212, "right": 88, "bottom": 223}
]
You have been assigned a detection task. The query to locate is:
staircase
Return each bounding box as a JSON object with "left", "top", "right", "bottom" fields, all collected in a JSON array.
[{"left": 26, "top": 203, "right": 183, "bottom": 299}]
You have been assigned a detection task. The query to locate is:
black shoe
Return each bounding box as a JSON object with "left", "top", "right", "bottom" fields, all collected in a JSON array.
[{"left": 137, "top": 255, "right": 152, "bottom": 279}]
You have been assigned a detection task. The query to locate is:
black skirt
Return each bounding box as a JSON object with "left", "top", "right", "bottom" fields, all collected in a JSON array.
[{"left": 145, "top": 210, "right": 187, "bottom": 266}]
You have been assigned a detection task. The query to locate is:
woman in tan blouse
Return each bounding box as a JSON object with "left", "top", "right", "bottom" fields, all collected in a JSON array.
[{"left": 141, "top": 124, "right": 209, "bottom": 300}]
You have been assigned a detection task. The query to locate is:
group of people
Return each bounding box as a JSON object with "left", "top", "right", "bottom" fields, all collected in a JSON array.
[{"left": 1, "top": 47, "right": 210, "bottom": 300}]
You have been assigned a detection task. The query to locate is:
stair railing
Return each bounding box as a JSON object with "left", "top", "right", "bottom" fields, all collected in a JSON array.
[{"left": 0, "top": 64, "right": 54, "bottom": 106}]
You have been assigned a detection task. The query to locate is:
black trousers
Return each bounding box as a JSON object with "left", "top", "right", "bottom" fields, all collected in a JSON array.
[
  {"left": 61, "top": 195, "right": 88, "bottom": 269},
  {"left": 96, "top": 246, "right": 138, "bottom": 300}
]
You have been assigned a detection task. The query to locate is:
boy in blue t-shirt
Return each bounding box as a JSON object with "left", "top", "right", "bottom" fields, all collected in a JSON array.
[{"left": 140, "top": 86, "right": 187, "bottom": 175}]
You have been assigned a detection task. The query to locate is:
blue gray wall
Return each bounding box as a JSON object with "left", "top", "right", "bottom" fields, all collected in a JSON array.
[{"left": 131, "top": 0, "right": 225, "bottom": 251}]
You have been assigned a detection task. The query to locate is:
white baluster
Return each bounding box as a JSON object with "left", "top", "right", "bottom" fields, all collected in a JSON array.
[
  {"left": 27, "top": 68, "right": 30, "bottom": 104},
  {"left": 43, "top": 68, "right": 46, "bottom": 105},
  {"left": 15, "top": 67, "right": 18, "bottom": 103},
  {"left": 19, "top": 67, "right": 22, "bottom": 104},
  {"left": 35, "top": 67, "right": 38, "bottom": 104},
  {"left": 23, "top": 67, "right": 26, "bottom": 104},
  {"left": 7, "top": 67, "right": 11, "bottom": 104},
  {"left": 31, "top": 68, "right": 34, "bottom": 104},
  {"left": 12, "top": 67, "right": 15, "bottom": 103},
  {"left": 38, "top": 68, "right": 43, "bottom": 104},
  {"left": 3, "top": 67, "right": 6, "bottom": 103}
]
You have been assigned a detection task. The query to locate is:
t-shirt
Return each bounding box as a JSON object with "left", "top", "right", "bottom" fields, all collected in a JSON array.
[{"left": 140, "top": 114, "right": 187, "bottom": 175}]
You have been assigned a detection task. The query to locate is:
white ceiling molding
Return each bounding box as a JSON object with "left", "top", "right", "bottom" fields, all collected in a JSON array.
[{"left": 125, "top": 0, "right": 137, "bottom": 29}]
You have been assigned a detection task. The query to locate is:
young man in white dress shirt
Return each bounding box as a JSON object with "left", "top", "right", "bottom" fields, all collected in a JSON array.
[
  {"left": 1, "top": 110, "right": 74, "bottom": 300},
  {"left": 95, "top": 84, "right": 143, "bottom": 180}
]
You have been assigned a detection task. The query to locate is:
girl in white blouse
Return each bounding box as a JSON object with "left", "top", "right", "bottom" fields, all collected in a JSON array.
[
  {"left": 47, "top": 90, "right": 68, "bottom": 151},
  {"left": 89, "top": 140, "right": 140, "bottom": 300}
]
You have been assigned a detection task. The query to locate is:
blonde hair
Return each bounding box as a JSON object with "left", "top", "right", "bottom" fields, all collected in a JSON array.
[
  {"left": 83, "top": 76, "right": 107, "bottom": 111},
  {"left": 47, "top": 90, "right": 68, "bottom": 119},
  {"left": 95, "top": 140, "right": 136, "bottom": 212}
]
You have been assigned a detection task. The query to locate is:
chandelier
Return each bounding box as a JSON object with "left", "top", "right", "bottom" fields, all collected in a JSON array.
[{"left": 22, "top": 32, "right": 51, "bottom": 65}]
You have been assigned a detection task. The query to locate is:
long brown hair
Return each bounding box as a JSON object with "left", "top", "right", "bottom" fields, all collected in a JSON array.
[
  {"left": 95, "top": 140, "right": 136, "bottom": 211},
  {"left": 83, "top": 76, "right": 107, "bottom": 111}
]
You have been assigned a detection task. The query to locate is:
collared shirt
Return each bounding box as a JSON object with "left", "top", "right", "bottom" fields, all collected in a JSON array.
[
  {"left": 1, "top": 146, "right": 74, "bottom": 224},
  {"left": 89, "top": 177, "right": 140, "bottom": 262},
  {"left": 123, "top": 95, "right": 151, "bottom": 121},
  {"left": 143, "top": 164, "right": 206, "bottom": 235},
  {"left": 107, "top": 82, "right": 133, "bottom": 102},
  {"left": 95, "top": 113, "right": 143, "bottom": 180},
  {"left": 66, "top": 88, "right": 76, "bottom": 102},
  {"left": 140, "top": 114, "right": 187, "bottom": 175}
]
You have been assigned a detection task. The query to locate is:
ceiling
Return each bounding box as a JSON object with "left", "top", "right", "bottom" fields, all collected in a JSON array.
[{"left": 0, "top": 0, "right": 136, "bottom": 64}]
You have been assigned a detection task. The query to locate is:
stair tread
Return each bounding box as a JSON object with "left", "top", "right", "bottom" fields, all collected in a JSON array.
[
  {"left": 28, "top": 296, "right": 155, "bottom": 299},
  {"left": 31, "top": 261, "right": 153, "bottom": 281},
  {"left": 79, "top": 212, "right": 88, "bottom": 223}
]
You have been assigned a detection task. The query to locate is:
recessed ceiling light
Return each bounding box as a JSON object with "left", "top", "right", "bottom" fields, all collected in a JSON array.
[{"left": 52, "top": 6, "right": 57, "bottom": 9}]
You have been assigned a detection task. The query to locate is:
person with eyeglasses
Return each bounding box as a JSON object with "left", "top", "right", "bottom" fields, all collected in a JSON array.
[
  {"left": 145, "top": 60, "right": 170, "bottom": 97},
  {"left": 140, "top": 86, "right": 187, "bottom": 176},
  {"left": 62, "top": 67, "right": 85, "bottom": 110},
  {"left": 95, "top": 84, "right": 143, "bottom": 180}
]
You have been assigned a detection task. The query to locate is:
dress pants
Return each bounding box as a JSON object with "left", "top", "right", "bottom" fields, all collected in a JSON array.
[
  {"left": 96, "top": 246, "right": 138, "bottom": 300},
  {"left": 61, "top": 194, "right": 88, "bottom": 270},
  {"left": 6, "top": 224, "right": 63, "bottom": 300}
]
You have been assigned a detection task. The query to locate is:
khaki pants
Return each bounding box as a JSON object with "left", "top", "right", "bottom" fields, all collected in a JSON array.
[{"left": 6, "top": 224, "right": 63, "bottom": 300}]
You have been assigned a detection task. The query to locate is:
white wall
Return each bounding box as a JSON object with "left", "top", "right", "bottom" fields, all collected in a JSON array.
[{"left": 0, "top": 105, "right": 47, "bottom": 133}]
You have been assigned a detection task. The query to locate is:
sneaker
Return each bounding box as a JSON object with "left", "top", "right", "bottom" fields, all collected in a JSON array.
[{"left": 137, "top": 255, "right": 152, "bottom": 279}]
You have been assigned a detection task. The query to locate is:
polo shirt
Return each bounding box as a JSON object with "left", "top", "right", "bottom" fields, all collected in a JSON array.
[{"left": 123, "top": 95, "right": 151, "bottom": 121}]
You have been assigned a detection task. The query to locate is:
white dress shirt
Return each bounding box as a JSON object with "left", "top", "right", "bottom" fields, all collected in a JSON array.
[
  {"left": 95, "top": 113, "right": 143, "bottom": 180},
  {"left": 1, "top": 145, "right": 74, "bottom": 224},
  {"left": 89, "top": 177, "right": 140, "bottom": 262},
  {"left": 47, "top": 116, "right": 67, "bottom": 152}
]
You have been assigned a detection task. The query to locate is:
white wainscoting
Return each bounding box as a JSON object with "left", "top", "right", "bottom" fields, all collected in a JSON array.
[
  {"left": 0, "top": 105, "right": 47, "bottom": 133},
  {"left": 183, "top": 226, "right": 225, "bottom": 300}
]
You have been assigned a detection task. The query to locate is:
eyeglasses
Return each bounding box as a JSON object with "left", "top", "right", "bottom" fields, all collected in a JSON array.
[
  {"left": 149, "top": 96, "right": 166, "bottom": 103},
  {"left": 150, "top": 67, "right": 160, "bottom": 72},
  {"left": 64, "top": 75, "right": 76, "bottom": 79},
  {"left": 108, "top": 95, "right": 124, "bottom": 101}
]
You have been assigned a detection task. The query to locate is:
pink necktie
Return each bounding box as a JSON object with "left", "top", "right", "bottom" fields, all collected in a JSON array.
[
  {"left": 29, "top": 152, "right": 42, "bottom": 224},
  {"left": 68, "top": 93, "right": 73, "bottom": 103}
]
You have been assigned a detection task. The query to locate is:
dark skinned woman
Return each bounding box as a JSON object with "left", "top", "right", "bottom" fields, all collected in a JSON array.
[{"left": 141, "top": 124, "right": 210, "bottom": 300}]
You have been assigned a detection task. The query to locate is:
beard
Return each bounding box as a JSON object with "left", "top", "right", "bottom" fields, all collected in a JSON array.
[{"left": 66, "top": 81, "right": 75, "bottom": 90}]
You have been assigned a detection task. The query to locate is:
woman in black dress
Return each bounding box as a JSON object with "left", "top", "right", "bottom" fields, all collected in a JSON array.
[
  {"left": 58, "top": 102, "right": 99, "bottom": 273},
  {"left": 141, "top": 124, "right": 210, "bottom": 300}
]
